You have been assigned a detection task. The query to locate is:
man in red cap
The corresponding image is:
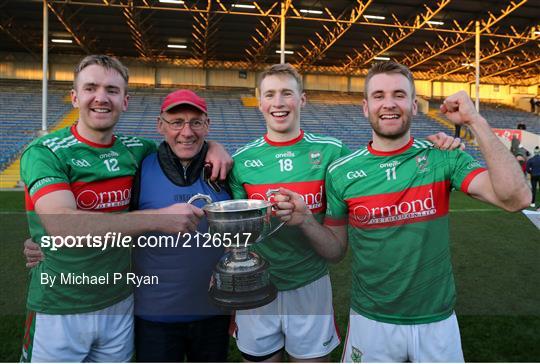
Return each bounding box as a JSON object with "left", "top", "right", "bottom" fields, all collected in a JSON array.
[
  {"left": 156, "top": 89, "right": 213, "bottom": 165},
  {"left": 130, "top": 88, "right": 232, "bottom": 362}
]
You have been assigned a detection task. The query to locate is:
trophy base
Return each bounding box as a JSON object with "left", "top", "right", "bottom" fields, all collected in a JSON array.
[
  {"left": 210, "top": 253, "right": 277, "bottom": 310},
  {"left": 209, "top": 283, "right": 278, "bottom": 310}
]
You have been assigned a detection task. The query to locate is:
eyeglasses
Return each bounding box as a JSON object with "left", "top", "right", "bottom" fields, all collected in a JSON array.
[{"left": 159, "top": 115, "right": 207, "bottom": 130}]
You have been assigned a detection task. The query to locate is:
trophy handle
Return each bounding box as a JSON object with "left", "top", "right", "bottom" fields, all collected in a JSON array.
[
  {"left": 187, "top": 193, "right": 213, "bottom": 205},
  {"left": 186, "top": 194, "right": 213, "bottom": 235},
  {"left": 264, "top": 188, "right": 286, "bottom": 239}
]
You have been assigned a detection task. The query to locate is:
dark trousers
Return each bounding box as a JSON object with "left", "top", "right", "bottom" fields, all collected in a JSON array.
[
  {"left": 532, "top": 176, "right": 540, "bottom": 204},
  {"left": 135, "top": 315, "right": 230, "bottom": 362}
]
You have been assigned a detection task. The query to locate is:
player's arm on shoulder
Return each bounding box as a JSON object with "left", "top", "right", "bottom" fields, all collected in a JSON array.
[
  {"left": 142, "top": 138, "right": 158, "bottom": 155},
  {"left": 206, "top": 140, "right": 233, "bottom": 181},
  {"left": 426, "top": 132, "right": 464, "bottom": 151},
  {"left": 227, "top": 159, "right": 247, "bottom": 199}
]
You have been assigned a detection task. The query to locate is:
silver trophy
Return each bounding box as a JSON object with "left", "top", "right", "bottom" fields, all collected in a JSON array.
[{"left": 188, "top": 190, "right": 284, "bottom": 310}]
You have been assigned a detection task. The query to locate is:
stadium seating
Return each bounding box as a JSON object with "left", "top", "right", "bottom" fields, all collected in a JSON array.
[
  {"left": 428, "top": 98, "right": 540, "bottom": 134},
  {"left": 0, "top": 81, "right": 72, "bottom": 170},
  {"left": 115, "top": 88, "right": 468, "bottom": 156},
  {"left": 476, "top": 103, "right": 540, "bottom": 134},
  {"left": 9, "top": 81, "right": 540, "bottom": 183}
]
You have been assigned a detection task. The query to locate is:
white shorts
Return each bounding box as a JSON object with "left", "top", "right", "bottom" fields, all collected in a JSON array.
[
  {"left": 21, "top": 295, "right": 134, "bottom": 363},
  {"left": 342, "top": 309, "right": 464, "bottom": 363},
  {"left": 233, "top": 275, "right": 340, "bottom": 360}
]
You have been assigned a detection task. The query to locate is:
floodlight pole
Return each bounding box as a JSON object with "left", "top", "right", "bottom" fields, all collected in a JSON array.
[
  {"left": 280, "top": 1, "right": 286, "bottom": 64},
  {"left": 475, "top": 20, "right": 480, "bottom": 112},
  {"left": 42, "top": 0, "right": 49, "bottom": 133}
]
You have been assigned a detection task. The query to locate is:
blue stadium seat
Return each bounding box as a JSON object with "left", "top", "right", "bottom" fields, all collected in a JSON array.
[{"left": 10, "top": 83, "right": 539, "bottom": 171}]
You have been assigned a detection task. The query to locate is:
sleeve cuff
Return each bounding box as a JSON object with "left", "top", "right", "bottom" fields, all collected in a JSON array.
[
  {"left": 31, "top": 182, "right": 71, "bottom": 205},
  {"left": 461, "top": 168, "right": 487, "bottom": 194}
]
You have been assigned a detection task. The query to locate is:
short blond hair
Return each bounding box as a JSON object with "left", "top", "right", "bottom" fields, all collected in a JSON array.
[{"left": 73, "top": 55, "right": 129, "bottom": 92}]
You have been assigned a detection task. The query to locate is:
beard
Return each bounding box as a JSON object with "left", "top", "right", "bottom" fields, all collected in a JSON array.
[
  {"left": 81, "top": 111, "right": 120, "bottom": 132},
  {"left": 368, "top": 113, "right": 411, "bottom": 140}
]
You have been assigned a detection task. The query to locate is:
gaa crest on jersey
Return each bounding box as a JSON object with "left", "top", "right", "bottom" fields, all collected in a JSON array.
[
  {"left": 309, "top": 151, "right": 321, "bottom": 165},
  {"left": 416, "top": 155, "right": 430, "bottom": 173},
  {"left": 70, "top": 158, "right": 92, "bottom": 168},
  {"left": 243, "top": 159, "right": 264, "bottom": 168},
  {"left": 346, "top": 170, "right": 367, "bottom": 179}
]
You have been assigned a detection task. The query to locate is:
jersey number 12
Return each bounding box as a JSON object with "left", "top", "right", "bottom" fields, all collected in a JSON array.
[{"left": 104, "top": 158, "right": 120, "bottom": 172}]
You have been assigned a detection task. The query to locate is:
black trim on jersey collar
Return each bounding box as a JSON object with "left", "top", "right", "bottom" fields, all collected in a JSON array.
[
  {"left": 157, "top": 141, "right": 208, "bottom": 186},
  {"left": 368, "top": 137, "right": 414, "bottom": 156}
]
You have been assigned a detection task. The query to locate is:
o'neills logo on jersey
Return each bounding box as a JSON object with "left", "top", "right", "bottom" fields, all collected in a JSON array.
[
  {"left": 99, "top": 150, "right": 119, "bottom": 159},
  {"left": 275, "top": 151, "right": 295, "bottom": 158},
  {"left": 347, "top": 180, "right": 450, "bottom": 229},
  {"left": 71, "top": 176, "right": 133, "bottom": 212},
  {"left": 244, "top": 180, "right": 325, "bottom": 213},
  {"left": 379, "top": 160, "right": 400, "bottom": 169}
]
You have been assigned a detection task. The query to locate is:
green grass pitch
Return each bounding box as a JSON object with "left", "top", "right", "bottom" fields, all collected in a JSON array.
[{"left": 1, "top": 190, "right": 538, "bottom": 362}]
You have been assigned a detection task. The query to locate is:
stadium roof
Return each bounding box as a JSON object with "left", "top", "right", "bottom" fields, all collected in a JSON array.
[{"left": 1, "top": 0, "right": 539, "bottom": 85}]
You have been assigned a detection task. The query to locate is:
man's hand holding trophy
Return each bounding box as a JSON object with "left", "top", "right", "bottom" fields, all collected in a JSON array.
[{"left": 188, "top": 188, "right": 292, "bottom": 310}]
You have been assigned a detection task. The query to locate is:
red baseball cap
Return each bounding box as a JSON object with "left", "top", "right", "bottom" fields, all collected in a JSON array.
[{"left": 160, "top": 89, "right": 207, "bottom": 114}]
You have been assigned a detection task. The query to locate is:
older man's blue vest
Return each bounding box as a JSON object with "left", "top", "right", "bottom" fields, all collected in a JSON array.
[{"left": 133, "top": 152, "right": 230, "bottom": 322}]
